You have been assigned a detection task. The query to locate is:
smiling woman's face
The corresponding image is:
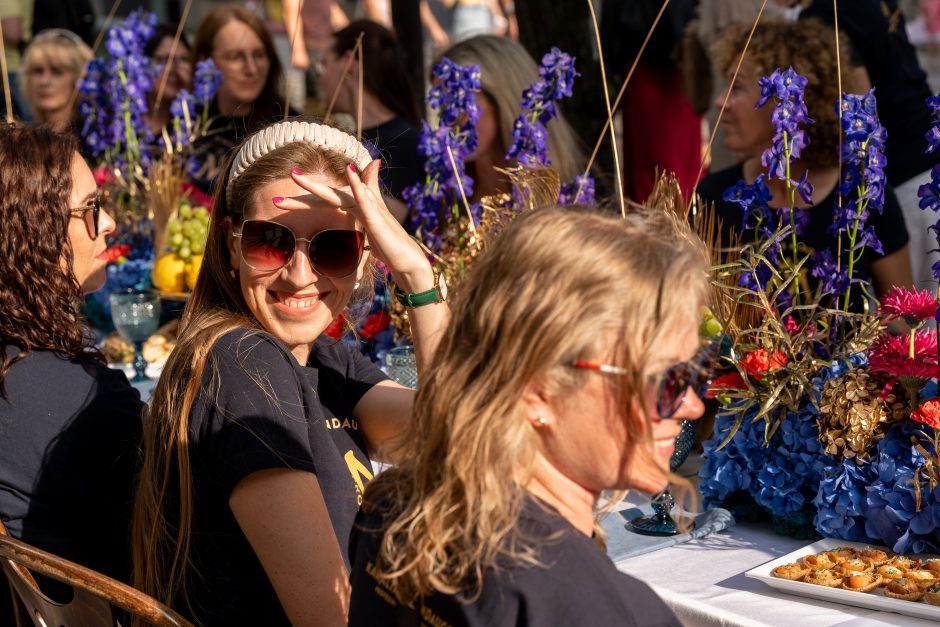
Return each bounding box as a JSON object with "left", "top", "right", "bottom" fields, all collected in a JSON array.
[
  {"left": 226, "top": 174, "right": 367, "bottom": 362},
  {"left": 535, "top": 321, "right": 705, "bottom": 496},
  {"left": 212, "top": 19, "right": 269, "bottom": 108}
]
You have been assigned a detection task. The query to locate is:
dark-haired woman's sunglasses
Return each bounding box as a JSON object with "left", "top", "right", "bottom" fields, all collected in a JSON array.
[
  {"left": 69, "top": 196, "right": 101, "bottom": 240},
  {"left": 570, "top": 343, "right": 718, "bottom": 419},
  {"left": 233, "top": 219, "right": 367, "bottom": 277}
]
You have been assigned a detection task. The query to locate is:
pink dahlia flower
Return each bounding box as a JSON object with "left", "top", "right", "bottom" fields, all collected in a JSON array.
[
  {"left": 869, "top": 330, "right": 940, "bottom": 379},
  {"left": 879, "top": 287, "right": 938, "bottom": 323}
]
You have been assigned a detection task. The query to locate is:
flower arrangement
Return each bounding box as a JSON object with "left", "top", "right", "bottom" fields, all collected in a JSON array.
[
  {"left": 384, "top": 49, "right": 591, "bottom": 343},
  {"left": 699, "top": 67, "right": 940, "bottom": 552},
  {"left": 75, "top": 9, "right": 221, "bottom": 310}
]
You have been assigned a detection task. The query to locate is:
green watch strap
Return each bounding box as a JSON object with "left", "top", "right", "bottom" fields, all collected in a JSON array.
[
  {"left": 394, "top": 284, "right": 441, "bottom": 308},
  {"left": 394, "top": 274, "right": 446, "bottom": 308}
]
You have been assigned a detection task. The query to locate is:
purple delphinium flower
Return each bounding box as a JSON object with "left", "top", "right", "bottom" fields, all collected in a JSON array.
[
  {"left": 835, "top": 89, "right": 888, "bottom": 305},
  {"left": 723, "top": 174, "right": 774, "bottom": 233},
  {"left": 558, "top": 174, "right": 595, "bottom": 206},
  {"left": 506, "top": 46, "right": 579, "bottom": 169},
  {"left": 810, "top": 249, "right": 851, "bottom": 297},
  {"left": 78, "top": 8, "right": 159, "bottom": 167},
  {"left": 404, "top": 58, "right": 481, "bottom": 248},
  {"left": 919, "top": 92, "right": 940, "bottom": 279},
  {"left": 192, "top": 58, "right": 221, "bottom": 101}
]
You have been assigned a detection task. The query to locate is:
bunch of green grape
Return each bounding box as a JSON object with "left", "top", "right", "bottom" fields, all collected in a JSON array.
[{"left": 166, "top": 204, "right": 210, "bottom": 260}]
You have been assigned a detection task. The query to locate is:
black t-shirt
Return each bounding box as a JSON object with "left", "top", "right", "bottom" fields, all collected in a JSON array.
[
  {"left": 697, "top": 163, "right": 908, "bottom": 299},
  {"left": 0, "top": 347, "right": 143, "bottom": 590},
  {"left": 799, "top": 0, "right": 940, "bottom": 185},
  {"left": 362, "top": 116, "right": 423, "bottom": 202},
  {"left": 348, "top": 495, "right": 681, "bottom": 627},
  {"left": 177, "top": 328, "right": 386, "bottom": 626}
]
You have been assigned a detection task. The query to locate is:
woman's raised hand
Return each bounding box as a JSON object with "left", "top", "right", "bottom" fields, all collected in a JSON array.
[{"left": 272, "top": 160, "right": 433, "bottom": 290}]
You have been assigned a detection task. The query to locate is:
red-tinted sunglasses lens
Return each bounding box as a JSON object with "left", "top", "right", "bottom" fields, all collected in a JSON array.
[
  {"left": 239, "top": 221, "right": 365, "bottom": 277},
  {"left": 240, "top": 221, "right": 295, "bottom": 271},
  {"left": 309, "top": 229, "right": 365, "bottom": 278}
]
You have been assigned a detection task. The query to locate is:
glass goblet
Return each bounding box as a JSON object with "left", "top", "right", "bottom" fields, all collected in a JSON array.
[
  {"left": 626, "top": 418, "right": 698, "bottom": 536},
  {"left": 386, "top": 346, "right": 418, "bottom": 389},
  {"left": 109, "top": 289, "right": 161, "bottom": 382}
]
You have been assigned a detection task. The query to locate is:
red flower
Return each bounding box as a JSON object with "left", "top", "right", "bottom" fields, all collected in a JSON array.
[
  {"left": 181, "top": 182, "right": 214, "bottom": 211},
  {"left": 911, "top": 398, "right": 940, "bottom": 430},
  {"left": 92, "top": 166, "right": 114, "bottom": 187},
  {"left": 706, "top": 372, "right": 747, "bottom": 398},
  {"left": 869, "top": 330, "right": 940, "bottom": 379},
  {"left": 323, "top": 316, "right": 345, "bottom": 339},
  {"left": 359, "top": 311, "right": 390, "bottom": 340},
  {"left": 740, "top": 349, "right": 787, "bottom": 379},
  {"left": 104, "top": 243, "right": 132, "bottom": 262},
  {"left": 879, "top": 287, "right": 938, "bottom": 323}
]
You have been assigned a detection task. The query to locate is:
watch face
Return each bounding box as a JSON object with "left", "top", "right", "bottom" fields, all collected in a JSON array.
[{"left": 438, "top": 275, "right": 448, "bottom": 301}]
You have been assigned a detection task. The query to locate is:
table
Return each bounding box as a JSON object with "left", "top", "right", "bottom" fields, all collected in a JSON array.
[{"left": 613, "top": 520, "right": 937, "bottom": 626}]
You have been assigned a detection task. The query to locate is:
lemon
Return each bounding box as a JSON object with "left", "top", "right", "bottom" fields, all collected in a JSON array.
[
  {"left": 185, "top": 254, "right": 204, "bottom": 290},
  {"left": 152, "top": 253, "right": 186, "bottom": 292}
]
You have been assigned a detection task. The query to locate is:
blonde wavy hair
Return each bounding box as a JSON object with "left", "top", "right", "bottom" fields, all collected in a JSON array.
[
  {"left": 364, "top": 206, "right": 710, "bottom": 603},
  {"left": 131, "top": 131, "right": 376, "bottom": 613},
  {"left": 441, "top": 35, "right": 586, "bottom": 183}
]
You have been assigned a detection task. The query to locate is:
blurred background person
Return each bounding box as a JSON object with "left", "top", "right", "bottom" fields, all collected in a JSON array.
[
  {"left": 0, "top": 0, "right": 34, "bottom": 120},
  {"left": 189, "top": 3, "right": 291, "bottom": 195},
  {"left": 19, "top": 28, "right": 91, "bottom": 132},
  {"left": 144, "top": 23, "right": 194, "bottom": 136},
  {"left": 696, "top": 19, "right": 912, "bottom": 305}
]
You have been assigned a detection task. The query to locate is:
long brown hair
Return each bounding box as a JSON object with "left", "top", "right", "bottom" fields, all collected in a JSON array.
[
  {"left": 131, "top": 130, "right": 376, "bottom": 610},
  {"left": 365, "top": 206, "right": 710, "bottom": 603},
  {"left": 332, "top": 19, "right": 422, "bottom": 128},
  {"left": 0, "top": 123, "right": 90, "bottom": 397},
  {"left": 193, "top": 4, "right": 285, "bottom": 127}
]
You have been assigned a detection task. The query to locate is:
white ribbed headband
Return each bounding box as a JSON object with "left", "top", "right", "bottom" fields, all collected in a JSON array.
[{"left": 225, "top": 121, "right": 374, "bottom": 205}]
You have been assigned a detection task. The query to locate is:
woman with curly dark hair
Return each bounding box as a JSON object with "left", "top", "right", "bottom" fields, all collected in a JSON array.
[
  {"left": 0, "top": 124, "right": 143, "bottom": 598},
  {"left": 697, "top": 18, "right": 913, "bottom": 304}
]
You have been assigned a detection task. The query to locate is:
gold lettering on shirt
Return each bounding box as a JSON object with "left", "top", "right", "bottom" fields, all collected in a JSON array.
[
  {"left": 367, "top": 560, "right": 452, "bottom": 626},
  {"left": 323, "top": 416, "right": 360, "bottom": 430},
  {"left": 344, "top": 450, "right": 374, "bottom": 505}
]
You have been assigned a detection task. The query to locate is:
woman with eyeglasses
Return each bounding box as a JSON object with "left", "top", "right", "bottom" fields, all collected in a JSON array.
[
  {"left": 132, "top": 120, "right": 449, "bottom": 626},
  {"left": 189, "top": 4, "right": 298, "bottom": 195},
  {"left": 19, "top": 29, "right": 92, "bottom": 132},
  {"left": 0, "top": 124, "right": 141, "bottom": 607},
  {"left": 348, "top": 206, "right": 706, "bottom": 626}
]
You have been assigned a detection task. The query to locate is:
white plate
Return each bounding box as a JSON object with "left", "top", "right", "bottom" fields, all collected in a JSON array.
[{"left": 745, "top": 538, "right": 940, "bottom": 621}]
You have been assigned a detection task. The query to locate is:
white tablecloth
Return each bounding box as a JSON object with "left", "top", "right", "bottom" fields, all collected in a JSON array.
[{"left": 614, "top": 520, "right": 937, "bottom": 627}]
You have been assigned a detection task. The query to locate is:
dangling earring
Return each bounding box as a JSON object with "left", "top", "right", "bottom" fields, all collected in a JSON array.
[
  {"left": 230, "top": 269, "right": 237, "bottom": 279},
  {"left": 354, "top": 281, "right": 361, "bottom": 289}
]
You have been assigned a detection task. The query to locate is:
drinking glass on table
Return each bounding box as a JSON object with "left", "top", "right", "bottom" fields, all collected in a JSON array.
[
  {"left": 386, "top": 345, "right": 418, "bottom": 388},
  {"left": 109, "top": 289, "right": 161, "bottom": 382}
]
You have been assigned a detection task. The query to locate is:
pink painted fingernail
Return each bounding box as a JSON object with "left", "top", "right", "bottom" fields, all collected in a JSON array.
[
  {"left": 291, "top": 167, "right": 303, "bottom": 176},
  {"left": 272, "top": 196, "right": 284, "bottom": 203},
  {"left": 348, "top": 163, "right": 357, "bottom": 173}
]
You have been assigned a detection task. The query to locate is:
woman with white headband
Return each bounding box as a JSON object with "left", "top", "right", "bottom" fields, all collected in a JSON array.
[{"left": 131, "top": 120, "right": 449, "bottom": 626}]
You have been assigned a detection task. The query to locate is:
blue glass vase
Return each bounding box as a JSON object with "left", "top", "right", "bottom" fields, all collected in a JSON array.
[{"left": 626, "top": 419, "right": 698, "bottom": 536}]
